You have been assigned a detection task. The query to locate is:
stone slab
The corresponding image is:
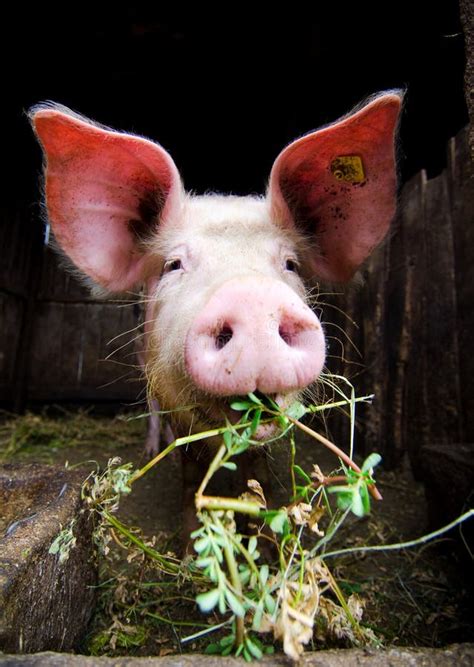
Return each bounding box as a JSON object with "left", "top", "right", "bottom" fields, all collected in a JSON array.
[{"left": 0, "top": 464, "right": 97, "bottom": 653}]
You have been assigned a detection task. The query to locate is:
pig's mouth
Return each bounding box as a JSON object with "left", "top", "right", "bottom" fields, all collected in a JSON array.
[{"left": 195, "top": 392, "right": 292, "bottom": 442}]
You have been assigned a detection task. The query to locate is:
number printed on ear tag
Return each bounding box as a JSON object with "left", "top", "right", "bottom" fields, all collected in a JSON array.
[{"left": 330, "top": 155, "right": 366, "bottom": 183}]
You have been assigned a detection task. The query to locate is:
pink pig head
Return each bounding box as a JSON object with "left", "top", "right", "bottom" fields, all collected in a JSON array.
[{"left": 29, "top": 92, "right": 402, "bottom": 437}]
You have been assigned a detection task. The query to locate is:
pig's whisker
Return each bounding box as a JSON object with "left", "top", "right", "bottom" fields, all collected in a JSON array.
[
  {"left": 321, "top": 321, "right": 361, "bottom": 359},
  {"left": 106, "top": 318, "right": 156, "bottom": 345},
  {"left": 96, "top": 370, "right": 139, "bottom": 390},
  {"left": 315, "top": 300, "right": 359, "bottom": 325},
  {"left": 105, "top": 339, "right": 144, "bottom": 360},
  {"left": 98, "top": 357, "right": 142, "bottom": 371}
]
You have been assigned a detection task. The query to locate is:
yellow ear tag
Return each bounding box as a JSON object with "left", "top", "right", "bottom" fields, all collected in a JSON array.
[{"left": 330, "top": 155, "right": 365, "bottom": 183}]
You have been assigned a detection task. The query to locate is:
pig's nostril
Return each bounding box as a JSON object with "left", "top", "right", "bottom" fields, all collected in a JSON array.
[
  {"left": 279, "top": 325, "right": 293, "bottom": 346},
  {"left": 215, "top": 324, "right": 233, "bottom": 350}
]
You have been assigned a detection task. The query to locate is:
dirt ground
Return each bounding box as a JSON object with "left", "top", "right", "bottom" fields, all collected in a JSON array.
[{"left": 0, "top": 407, "right": 472, "bottom": 656}]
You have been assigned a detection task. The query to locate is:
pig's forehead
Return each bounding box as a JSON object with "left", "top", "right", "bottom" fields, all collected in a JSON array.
[{"left": 158, "top": 194, "right": 297, "bottom": 250}]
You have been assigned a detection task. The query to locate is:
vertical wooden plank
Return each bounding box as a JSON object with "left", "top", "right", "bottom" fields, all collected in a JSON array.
[
  {"left": 358, "top": 239, "right": 391, "bottom": 463},
  {"left": 449, "top": 128, "right": 474, "bottom": 442},
  {"left": 0, "top": 293, "right": 24, "bottom": 401},
  {"left": 422, "top": 171, "right": 463, "bottom": 444},
  {"left": 96, "top": 301, "right": 144, "bottom": 400},
  {"left": 37, "top": 245, "right": 92, "bottom": 302},
  {"left": 26, "top": 301, "right": 143, "bottom": 402},
  {"left": 0, "top": 206, "right": 37, "bottom": 296},
  {"left": 382, "top": 186, "right": 413, "bottom": 468},
  {"left": 319, "top": 282, "right": 364, "bottom": 455},
  {"left": 399, "top": 171, "right": 430, "bottom": 473},
  {"left": 8, "top": 206, "right": 45, "bottom": 411}
]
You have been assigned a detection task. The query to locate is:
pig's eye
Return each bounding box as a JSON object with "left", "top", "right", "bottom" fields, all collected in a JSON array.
[
  {"left": 285, "top": 258, "right": 299, "bottom": 273},
  {"left": 163, "top": 258, "right": 183, "bottom": 274}
]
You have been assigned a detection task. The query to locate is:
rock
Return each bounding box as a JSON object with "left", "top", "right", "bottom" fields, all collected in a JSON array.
[
  {"left": 0, "top": 463, "right": 97, "bottom": 653},
  {"left": 0, "top": 645, "right": 473, "bottom": 666}
]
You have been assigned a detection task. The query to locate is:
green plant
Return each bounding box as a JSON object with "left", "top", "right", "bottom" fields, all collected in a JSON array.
[{"left": 77, "top": 378, "right": 474, "bottom": 660}]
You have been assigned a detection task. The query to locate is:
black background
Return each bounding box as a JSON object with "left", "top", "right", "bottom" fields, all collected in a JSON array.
[{"left": 2, "top": 3, "right": 468, "bottom": 209}]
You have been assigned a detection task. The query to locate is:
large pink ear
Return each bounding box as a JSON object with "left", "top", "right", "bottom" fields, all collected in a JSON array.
[
  {"left": 29, "top": 104, "right": 184, "bottom": 292},
  {"left": 267, "top": 91, "right": 403, "bottom": 282}
]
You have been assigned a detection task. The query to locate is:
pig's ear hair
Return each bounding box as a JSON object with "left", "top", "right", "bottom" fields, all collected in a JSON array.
[
  {"left": 267, "top": 90, "right": 404, "bottom": 282},
  {"left": 29, "top": 102, "right": 184, "bottom": 293}
]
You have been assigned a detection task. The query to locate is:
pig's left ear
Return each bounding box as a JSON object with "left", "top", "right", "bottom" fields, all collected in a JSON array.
[
  {"left": 29, "top": 103, "right": 184, "bottom": 292},
  {"left": 267, "top": 91, "right": 403, "bottom": 282}
]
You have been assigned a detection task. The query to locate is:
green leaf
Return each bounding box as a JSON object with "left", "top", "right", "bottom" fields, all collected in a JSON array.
[
  {"left": 220, "top": 634, "right": 235, "bottom": 647},
  {"left": 252, "top": 603, "right": 263, "bottom": 631},
  {"left": 232, "top": 438, "right": 252, "bottom": 455},
  {"left": 48, "top": 538, "right": 60, "bottom": 555},
  {"left": 362, "top": 452, "right": 382, "bottom": 474},
  {"left": 250, "top": 409, "right": 262, "bottom": 434},
  {"left": 247, "top": 392, "right": 264, "bottom": 405},
  {"left": 235, "top": 643, "right": 244, "bottom": 657},
  {"left": 328, "top": 484, "right": 352, "bottom": 494},
  {"left": 193, "top": 536, "right": 210, "bottom": 554},
  {"left": 332, "top": 489, "right": 354, "bottom": 511},
  {"left": 225, "top": 589, "right": 246, "bottom": 617},
  {"left": 205, "top": 643, "right": 221, "bottom": 654},
  {"left": 269, "top": 510, "right": 288, "bottom": 534},
  {"left": 360, "top": 483, "right": 371, "bottom": 515},
  {"left": 243, "top": 647, "right": 252, "bottom": 662},
  {"left": 259, "top": 563, "right": 269, "bottom": 586},
  {"left": 239, "top": 567, "right": 251, "bottom": 586},
  {"left": 277, "top": 414, "right": 289, "bottom": 429},
  {"left": 245, "top": 637, "right": 263, "bottom": 659},
  {"left": 248, "top": 536, "right": 258, "bottom": 555},
  {"left": 221, "top": 461, "right": 237, "bottom": 471},
  {"left": 351, "top": 490, "right": 365, "bottom": 517},
  {"left": 293, "top": 464, "right": 311, "bottom": 484},
  {"left": 196, "top": 588, "right": 220, "bottom": 612},
  {"left": 190, "top": 526, "right": 205, "bottom": 539},
  {"left": 223, "top": 431, "right": 233, "bottom": 448},
  {"left": 251, "top": 636, "right": 264, "bottom": 650},
  {"left": 286, "top": 401, "right": 307, "bottom": 420},
  {"left": 230, "top": 401, "right": 252, "bottom": 411},
  {"left": 218, "top": 591, "right": 226, "bottom": 614},
  {"left": 265, "top": 593, "right": 276, "bottom": 614}
]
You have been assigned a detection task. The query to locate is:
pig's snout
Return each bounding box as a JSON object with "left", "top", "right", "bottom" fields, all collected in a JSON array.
[{"left": 185, "top": 278, "right": 326, "bottom": 396}]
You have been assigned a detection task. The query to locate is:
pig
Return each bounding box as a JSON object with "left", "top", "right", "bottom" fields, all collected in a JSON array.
[{"left": 29, "top": 91, "right": 402, "bottom": 541}]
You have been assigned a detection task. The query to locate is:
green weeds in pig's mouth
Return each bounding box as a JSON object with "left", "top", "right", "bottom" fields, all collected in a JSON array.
[
  {"left": 74, "top": 376, "right": 380, "bottom": 659},
  {"left": 51, "top": 376, "right": 473, "bottom": 660}
]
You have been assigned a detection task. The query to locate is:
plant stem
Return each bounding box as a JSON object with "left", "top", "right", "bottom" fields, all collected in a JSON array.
[
  {"left": 321, "top": 509, "right": 474, "bottom": 559},
  {"left": 195, "top": 495, "right": 262, "bottom": 516},
  {"left": 306, "top": 394, "right": 374, "bottom": 413},
  {"left": 129, "top": 440, "right": 177, "bottom": 484},
  {"left": 325, "top": 566, "right": 364, "bottom": 640},
  {"left": 196, "top": 444, "right": 227, "bottom": 497},
  {"left": 103, "top": 511, "right": 180, "bottom": 574},
  {"left": 130, "top": 419, "right": 258, "bottom": 485},
  {"left": 290, "top": 431, "right": 297, "bottom": 500},
  {"left": 220, "top": 521, "right": 245, "bottom": 647},
  {"left": 287, "top": 417, "right": 383, "bottom": 501}
]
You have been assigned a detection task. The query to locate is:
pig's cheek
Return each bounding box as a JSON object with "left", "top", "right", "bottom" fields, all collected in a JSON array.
[{"left": 147, "top": 313, "right": 189, "bottom": 391}]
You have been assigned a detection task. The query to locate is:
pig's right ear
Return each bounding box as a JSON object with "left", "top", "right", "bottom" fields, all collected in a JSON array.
[
  {"left": 266, "top": 91, "right": 403, "bottom": 282},
  {"left": 29, "top": 103, "right": 184, "bottom": 292}
]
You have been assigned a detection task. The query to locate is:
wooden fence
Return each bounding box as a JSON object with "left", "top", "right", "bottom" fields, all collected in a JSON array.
[
  {"left": 0, "top": 210, "right": 143, "bottom": 409},
  {"left": 327, "top": 126, "right": 473, "bottom": 471},
  {"left": 0, "top": 128, "right": 473, "bottom": 474}
]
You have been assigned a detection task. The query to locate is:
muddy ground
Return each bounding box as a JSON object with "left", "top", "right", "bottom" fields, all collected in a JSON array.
[{"left": 0, "top": 407, "right": 472, "bottom": 657}]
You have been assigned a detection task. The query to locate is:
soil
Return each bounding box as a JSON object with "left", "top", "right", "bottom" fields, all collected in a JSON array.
[{"left": 0, "top": 407, "right": 472, "bottom": 657}]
